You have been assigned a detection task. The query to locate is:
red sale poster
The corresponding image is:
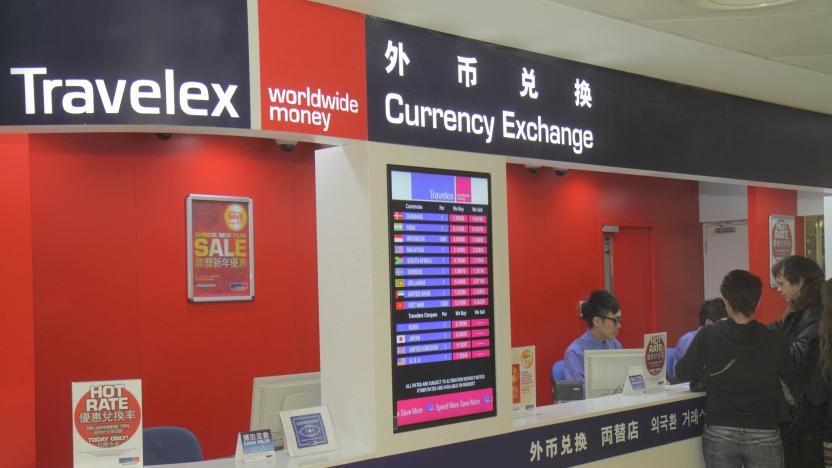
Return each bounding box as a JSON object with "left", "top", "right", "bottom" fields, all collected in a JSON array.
[{"left": 186, "top": 195, "right": 254, "bottom": 302}]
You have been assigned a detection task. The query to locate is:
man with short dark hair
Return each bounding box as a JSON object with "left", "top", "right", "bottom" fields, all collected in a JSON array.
[
  {"left": 563, "top": 290, "right": 622, "bottom": 381},
  {"left": 676, "top": 270, "right": 791, "bottom": 468},
  {"left": 675, "top": 298, "right": 728, "bottom": 361}
]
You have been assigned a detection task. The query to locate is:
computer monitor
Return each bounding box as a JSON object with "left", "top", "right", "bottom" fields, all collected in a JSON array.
[
  {"left": 250, "top": 372, "right": 321, "bottom": 449},
  {"left": 584, "top": 349, "right": 646, "bottom": 398}
]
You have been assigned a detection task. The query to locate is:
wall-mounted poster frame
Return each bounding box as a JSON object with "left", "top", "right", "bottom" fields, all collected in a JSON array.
[
  {"left": 186, "top": 194, "right": 255, "bottom": 302},
  {"left": 769, "top": 214, "right": 795, "bottom": 288}
]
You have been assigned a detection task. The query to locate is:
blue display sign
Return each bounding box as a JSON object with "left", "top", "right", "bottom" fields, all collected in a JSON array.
[
  {"left": 290, "top": 414, "right": 329, "bottom": 449},
  {"left": 388, "top": 166, "right": 496, "bottom": 433}
]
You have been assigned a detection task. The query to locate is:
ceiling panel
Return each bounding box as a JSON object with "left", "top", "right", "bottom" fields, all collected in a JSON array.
[
  {"left": 642, "top": 14, "right": 832, "bottom": 58},
  {"left": 774, "top": 55, "right": 832, "bottom": 74},
  {"left": 316, "top": 0, "right": 832, "bottom": 114}
]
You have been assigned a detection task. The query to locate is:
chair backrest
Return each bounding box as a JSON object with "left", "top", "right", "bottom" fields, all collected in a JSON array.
[
  {"left": 665, "top": 347, "right": 677, "bottom": 378},
  {"left": 144, "top": 426, "right": 204, "bottom": 466},
  {"left": 552, "top": 360, "right": 566, "bottom": 382}
]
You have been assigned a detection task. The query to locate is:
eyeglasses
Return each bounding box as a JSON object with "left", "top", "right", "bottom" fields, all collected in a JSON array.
[{"left": 596, "top": 315, "right": 622, "bottom": 326}]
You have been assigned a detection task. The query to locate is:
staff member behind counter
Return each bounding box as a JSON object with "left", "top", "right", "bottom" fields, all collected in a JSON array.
[{"left": 563, "top": 290, "right": 623, "bottom": 381}]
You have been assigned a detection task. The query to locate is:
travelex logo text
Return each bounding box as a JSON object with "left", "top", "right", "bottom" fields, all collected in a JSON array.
[{"left": 9, "top": 67, "right": 239, "bottom": 118}]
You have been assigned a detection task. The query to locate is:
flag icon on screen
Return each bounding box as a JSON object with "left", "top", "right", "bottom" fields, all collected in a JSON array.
[
  {"left": 397, "top": 335, "right": 406, "bottom": 343},
  {"left": 393, "top": 212, "right": 403, "bottom": 220},
  {"left": 394, "top": 256, "right": 404, "bottom": 265},
  {"left": 397, "top": 346, "right": 406, "bottom": 354},
  {"left": 395, "top": 279, "right": 404, "bottom": 288},
  {"left": 396, "top": 290, "right": 405, "bottom": 298},
  {"left": 394, "top": 234, "right": 403, "bottom": 243},
  {"left": 397, "top": 358, "right": 407, "bottom": 366},
  {"left": 393, "top": 223, "right": 403, "bottom": 231},
  {"left": 396, "top": 302, "right": 405, "bottom": 310},
  {"left": 394, "top": 246, "right": 404, "bottom": 254}
]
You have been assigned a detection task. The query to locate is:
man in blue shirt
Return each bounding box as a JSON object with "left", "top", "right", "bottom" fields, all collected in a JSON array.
[
  {"left": 563, "top": 290, "right": 623, "bottom": 381},
  {"left": 675, "top": 298, "right": 727, "bottom": 361}
]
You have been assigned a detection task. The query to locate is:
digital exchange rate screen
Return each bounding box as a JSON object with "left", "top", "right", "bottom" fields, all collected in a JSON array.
[{"left": 388, "top": 166, "right": 496, "bottom": 432}]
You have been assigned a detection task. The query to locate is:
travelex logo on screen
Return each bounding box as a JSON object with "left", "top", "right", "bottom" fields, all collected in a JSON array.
[{"left": 390, "top": 171, "right": 488, "bottom": 204}]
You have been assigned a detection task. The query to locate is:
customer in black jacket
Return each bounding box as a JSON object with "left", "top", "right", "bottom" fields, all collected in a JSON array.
[
  {"left": 677, "top": 270, "right": 791, "bottom": 468},
  {"left": 816, "top": 279, "right": 832, "bottom": 467},
  {"left": 769, "top": 255, "right": 826, "bottom": 468}
]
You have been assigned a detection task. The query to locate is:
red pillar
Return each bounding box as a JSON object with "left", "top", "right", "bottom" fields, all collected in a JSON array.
[{"left": 0, "top": 134, "right": 36, "bottom": 468}]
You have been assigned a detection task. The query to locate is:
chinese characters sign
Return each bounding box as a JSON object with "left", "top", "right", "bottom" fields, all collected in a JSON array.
[
  {"left": 366, "top": 17, "right": 606, "bottom": 163},
  {"left": 340, "top": 395, "right": 705, "bottom": 467},
  {"left": 364, "top": 16, "right": 832, "bottom": 188},
  {"left": 72, "top": 379, "right": 142, "bottom": 467},
  {"left": 187, "top": 195, "right": 254, "bottom": 302},
  {"left": 388, "top": 166, "right": 496, "bottom": 432},
  {"left": 769, "top": 215, "right": 795, "bottom": 287}
]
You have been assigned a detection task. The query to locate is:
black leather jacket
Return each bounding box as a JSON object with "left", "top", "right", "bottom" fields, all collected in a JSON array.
[
  {"left": 769, "top": 304, "right": 822, "bottom": 381},
  {"left": 769, "top": 303, "right": 825, "bottom": 434}
]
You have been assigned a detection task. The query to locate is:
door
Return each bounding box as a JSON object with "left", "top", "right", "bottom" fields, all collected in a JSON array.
[
  {"left": 604, "top": 226, "right": 654, "bottom": 348},
  {"left": 702, "top": 222, "right": 748, "bottom": 300}
]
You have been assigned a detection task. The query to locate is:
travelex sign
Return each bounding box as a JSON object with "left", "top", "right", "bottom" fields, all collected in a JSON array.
[
  {"left": 0, "top": 0, "right": 250, "bottom": 128},
  {"left": 365, "top": 18, "right": 600, "bottom": 160},
  {"left": 9, "top": 68, "right": 239, "bottom": 119},
  {"left": 3, "top": 1, "right": 832, "bottom": 187}
]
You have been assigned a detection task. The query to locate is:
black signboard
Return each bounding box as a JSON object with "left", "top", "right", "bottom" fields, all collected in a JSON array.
[
  {"left": 0, "top": 0, "right": 250, "bottom": 128},
  {"left": 387, "top": 166, "right": 496, "bottom": 432},
  {"left": 366, "top": 17, "right": 832, "bottom": 188}
]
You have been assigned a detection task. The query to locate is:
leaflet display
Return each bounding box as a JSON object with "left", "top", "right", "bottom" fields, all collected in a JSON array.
[{"left": 387, "top": 166, "right": 496, "bottom": 432}]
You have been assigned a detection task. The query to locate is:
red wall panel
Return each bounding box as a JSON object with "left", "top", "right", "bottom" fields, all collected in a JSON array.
[
  {"left": 507, "top": 165, "right": 703, "bottom": 405},
  {"left": 747, "top": 187, "right": 797, "bottom": 323},
  {"left": 30, "top": 134, "right": 319, "bottom": 466},
  {"left": 0, "top": 134, "right": 36, "bottom": 468}
]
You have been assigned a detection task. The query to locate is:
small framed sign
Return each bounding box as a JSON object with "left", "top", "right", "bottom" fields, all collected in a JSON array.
[
  {"left": 72, "top": 379, "right": 143, "bottom": 467},
  {"left": 186, "top": 194, "right": 254, "bottom": 302},
  {"left": 279, "top": 406, "right": 338, "bottom": 457},
  {"left": 769, "top": 215, "right": 795, "bottom": 287},
  {"left": 234, "top": 429, "right": 275, "bottom": 463},
  {"left": 643, "top": 332, "right": 667, "bottom": 392}
]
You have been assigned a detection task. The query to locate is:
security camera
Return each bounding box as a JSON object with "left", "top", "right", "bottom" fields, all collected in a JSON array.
[
  {"left": 554, "top": 169, "right": 568, "bottom": 176},
  {"left": 275, "top": 139, "right": 297, "bottom": 153},
  {"left": 525, "top": 165, "right": 541, "bottom": 174},
  {"left": 156, "top": 133, "right": 172, "bottom": 141}
]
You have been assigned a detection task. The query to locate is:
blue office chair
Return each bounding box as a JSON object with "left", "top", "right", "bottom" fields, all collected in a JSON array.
[
  {"left": 665, "top": 347, "right": 677, "bottom": 378},
  {"left": 144, "top": 426, "right": 204, "bottom": 466}
]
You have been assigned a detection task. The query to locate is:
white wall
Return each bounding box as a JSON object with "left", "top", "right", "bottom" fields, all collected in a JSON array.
[
  {"left": 798, "top": 191, "right": 824, "bottom": 216},
  {"left": 698, "top": 182, "right": 747, "bottom": 223}
]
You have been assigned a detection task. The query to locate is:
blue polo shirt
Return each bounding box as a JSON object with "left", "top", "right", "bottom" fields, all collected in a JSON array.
[
  {"left": 675, "top": 327, "right": 701, "bottom": 361},
  {"left": 563, "top": 330, "right": 622, "bottom": 381}
]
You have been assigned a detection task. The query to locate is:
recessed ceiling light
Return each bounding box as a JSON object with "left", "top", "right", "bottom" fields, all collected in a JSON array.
[{"left": 682, "top": 0, "right": 797, "bottom": 10}]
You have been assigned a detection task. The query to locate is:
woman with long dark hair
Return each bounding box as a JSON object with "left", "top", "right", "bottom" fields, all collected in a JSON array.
[
  {"left": 816, "top": 279, "right": 832, "bottom": 467},
  {"left": 770, "top": 255, "right": 826, "bottom": 467}
]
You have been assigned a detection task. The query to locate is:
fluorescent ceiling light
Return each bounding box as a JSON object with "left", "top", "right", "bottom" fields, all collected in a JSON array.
[{"left": 682, "top": 0, "right": 798, "bottom": 10}]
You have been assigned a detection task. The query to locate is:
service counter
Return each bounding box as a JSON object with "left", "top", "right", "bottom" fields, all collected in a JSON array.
[{"left": 155, "top": 384, "right": 705, "bottom": 468}]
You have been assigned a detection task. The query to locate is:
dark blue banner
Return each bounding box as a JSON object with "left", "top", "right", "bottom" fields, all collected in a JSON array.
[
  {"left": 339, "top": 396, "right": 705, "bottom": 467},
  {"left": 366, "top": 16, "right": 832, "bottom": 188},
  {"left": 0, "top": 0, "right": 250, "bottom": 128}
]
